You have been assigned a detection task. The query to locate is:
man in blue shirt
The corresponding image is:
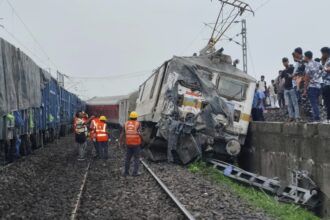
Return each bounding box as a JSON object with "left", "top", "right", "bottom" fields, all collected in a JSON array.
[{"left": 252, "top": 85, "right": 265, "bottom": 121}]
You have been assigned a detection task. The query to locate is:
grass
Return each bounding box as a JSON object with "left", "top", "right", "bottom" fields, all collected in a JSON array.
[{"left": 188, "top": 162, "right": 320, "bottom": 220}]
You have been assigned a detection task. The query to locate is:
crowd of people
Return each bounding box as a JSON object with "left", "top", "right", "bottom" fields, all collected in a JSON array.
[
  {"left": 252, "top": 47, "right": 330, "bottom": 123},
  {"left": 73, "top": 111, "right": 143, "bottom": 176}
]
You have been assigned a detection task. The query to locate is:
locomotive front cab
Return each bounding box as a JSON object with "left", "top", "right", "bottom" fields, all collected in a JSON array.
[{"left": 214, "top": 72, "right": 256, "bottom": 145}]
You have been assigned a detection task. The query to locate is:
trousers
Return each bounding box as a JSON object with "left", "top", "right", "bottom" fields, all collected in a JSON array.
[
  {"left": 284, "top": 89, "right": 300, "bottom": 119},
  {"left": 124, "top": 146, "right": 141, "bottom": 175},
  {"left": 277, "top": 92, "right": 285, "bottom": 108},
  {"left": 323, "top": 85, "right": 330, "bottom": 120},
  {"left": 77, "top": 142, "right": 86, "bottom": 159},
  {"left": 97, "top": 141, "right": 108, "bottom": 159},
  {"left": 308, "top": 87, "right": 321, "bottom": 121},
  {"left": 252, "top": 108, "right": 264, "bottom": 121}
]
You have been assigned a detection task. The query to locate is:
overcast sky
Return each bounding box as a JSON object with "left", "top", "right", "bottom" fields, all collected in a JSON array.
[{"left": 0, "top": 0, "right": 329, "bottom": 100}]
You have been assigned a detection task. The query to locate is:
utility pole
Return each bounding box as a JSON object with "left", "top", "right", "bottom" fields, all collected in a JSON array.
[
  {"left": 57, "top": 71, "right": 65, "bottom": 88},
  {"left": 241, "top": 19, "right": 248, "bottom": 73}
]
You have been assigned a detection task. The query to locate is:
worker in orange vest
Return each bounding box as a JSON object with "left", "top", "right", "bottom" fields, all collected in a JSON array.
[
  {"left": 95, "top": 115, "right": 109, "bottom": 160},
  {"left": 90, "top": 115, "right": 100, "bottom": 158},
  {"left": 120, "top": 111, "right": 142, "bottom": 176}
]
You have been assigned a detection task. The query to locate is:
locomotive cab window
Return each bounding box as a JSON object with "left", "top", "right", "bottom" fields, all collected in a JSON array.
[
  {"left": 139, "top": 84, "right": 145, "bottom": 101},
  {"left": 149, "top": 71, "right": 159, "bottom": 99},
  {"left": 217, "top": 77, "right": 248, "bottom": 101}
]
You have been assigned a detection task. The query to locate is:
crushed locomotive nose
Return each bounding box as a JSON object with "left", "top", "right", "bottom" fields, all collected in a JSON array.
[{"left": 132, "top": 49, "right": 256, "bottom": 164}]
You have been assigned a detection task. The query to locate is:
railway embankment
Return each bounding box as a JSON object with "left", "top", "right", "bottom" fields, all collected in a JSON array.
[{"left": 242, "top": 122, "right": 330, "bottom": 218}]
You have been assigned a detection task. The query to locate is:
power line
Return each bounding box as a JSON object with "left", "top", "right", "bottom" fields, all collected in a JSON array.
[
  {"left": 179, "top": 26, "right": 207, "bottom": 55},
  {"left": 247, "top": 41, "right": 256, "bottom": 78},
  {"left": 254, "top": 0, "right": 272, "bottom": 12},
  {"left": 5, "top": 0, "right": 58, "bottom": 69},
  {"left": 242, "top": 0, "right": 271, "bottom": 19},
  {"left": 1, "top": 26, "right": 50, "bottom": 68}
]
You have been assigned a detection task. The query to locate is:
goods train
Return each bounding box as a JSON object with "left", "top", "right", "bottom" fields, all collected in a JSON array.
[
  {"left": 131, "top": 49, "right": 256, "bottom": 164},
  {"left": 0, "top": 38, "right": 85, "bottom": 164}
]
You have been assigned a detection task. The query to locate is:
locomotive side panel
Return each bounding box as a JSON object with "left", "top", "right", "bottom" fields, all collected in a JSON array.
[{"left": 136, "top": 64, "right": 167, "bottom": 123}]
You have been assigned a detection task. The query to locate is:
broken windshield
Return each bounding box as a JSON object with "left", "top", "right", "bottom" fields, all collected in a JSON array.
[{"left": 217, "top": 77, "right": 248, "bottom": 101}]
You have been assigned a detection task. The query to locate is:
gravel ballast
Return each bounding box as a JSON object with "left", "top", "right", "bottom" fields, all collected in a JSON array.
[
  {"left": 0, "top": 136, "right": 89, "bottom": 219},
  {"left": 148, "top": 162, "right": 275, "bottom": 220},
  {"left": 77, "top": 145, "right": 184, "bottom": 220},
  {"left": 0, "top": 136, "right": 276, "bottom": 220}
]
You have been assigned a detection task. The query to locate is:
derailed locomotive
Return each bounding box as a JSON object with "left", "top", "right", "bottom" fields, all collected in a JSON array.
[{"left": 135, "top": 50, "right": 256, "bottom": 164}]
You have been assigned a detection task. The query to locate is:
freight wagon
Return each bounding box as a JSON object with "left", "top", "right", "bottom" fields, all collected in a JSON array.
[
  {"left": 135, "top": 49, "right": 256, "bottom": 164},
  {"left": 0, "top": 38, "right": 85, "bottom": 164}
]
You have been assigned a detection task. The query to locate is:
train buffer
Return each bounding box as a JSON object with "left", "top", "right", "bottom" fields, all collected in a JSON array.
[{"left": 207, "top": 159, "right": 320, "bottom": 209}]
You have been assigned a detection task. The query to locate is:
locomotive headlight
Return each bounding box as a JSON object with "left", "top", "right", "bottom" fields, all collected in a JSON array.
[
  {"left": 234, "top": 110, "right": 241, "bottom": 122},
  {"left": 215, "top": 114, "right": 229, "bottom": 127},
  {"left": 225, "top": 139, "right": 241, "bottom": 156}
]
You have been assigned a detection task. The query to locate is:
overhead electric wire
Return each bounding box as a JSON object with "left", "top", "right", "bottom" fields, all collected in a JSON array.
[
  {"left": 1, "top": 26, "right": 50, "bottom": 68},
  {"left": 247, "top": 41, "right": 256, "bottom": 77},
  {"left": 241, "top": 0, "right": 271, "bottom": 19},
  {"left": 179, "top": 25, "right": 207, "bottom": 55},
  {"left": 5, "top": 0, "right": 58, "bottom": 70},
  {"left": 254, "top": 0, "right": 272, "bottom": 12}
]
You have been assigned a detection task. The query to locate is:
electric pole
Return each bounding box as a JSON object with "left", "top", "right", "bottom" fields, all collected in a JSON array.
[{"left": 241, "top": 19, "right": 248, "bottom": 73}]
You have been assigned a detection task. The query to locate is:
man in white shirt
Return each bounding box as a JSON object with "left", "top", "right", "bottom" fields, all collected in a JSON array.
[
  {"left": 257, "top": 75, "right": 267, "bottom": 94},
  {"left": 268, "top": 80, "right": 278, "bottom": 108}
]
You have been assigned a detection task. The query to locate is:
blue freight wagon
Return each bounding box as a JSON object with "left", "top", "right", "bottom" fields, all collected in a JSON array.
[{"left": 0, "top": 38, "right": 85, "bottom": 164}]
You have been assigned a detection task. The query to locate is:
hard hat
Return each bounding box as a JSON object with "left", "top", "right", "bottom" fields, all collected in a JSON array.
[
  {"left": 99, "top": 115, "right": 107, "bottom": 121},
  {"left": 129, "top": 111, "right": 138, "bottom": 119}
]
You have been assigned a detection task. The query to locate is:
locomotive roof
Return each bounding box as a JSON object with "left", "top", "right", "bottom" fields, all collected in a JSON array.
[{"left": 170, "top": 52, "right": 256, "bottom": 83}]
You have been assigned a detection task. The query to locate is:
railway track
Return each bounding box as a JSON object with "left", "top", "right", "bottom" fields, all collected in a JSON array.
[
  {"left": 75, "top": 147, "right": 187, "bottom": 219},
  {"left": 72, "top": 157, "right": 194, "bottom": 220},
  {"left": 0, "top": 137, "right": 272, "bottom": 219},
  {"left": 141, "top": 159, "right": 195, "bottom": 220},
  {"left": 72, "top": 152, "right": 274, "bottom": 220},
  {"left": 70, "top": 159, "right": 91, "bottom": 220},
  {"left": 147, "top": 162, "right": 274, "bottom": 220}
]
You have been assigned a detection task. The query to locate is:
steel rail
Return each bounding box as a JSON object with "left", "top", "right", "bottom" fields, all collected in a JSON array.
[
  {"left": 140, "top": 159, "right": 196, "bottom": 220},
  {"left": 70, "top": 160, "right": 91, "bottom": 220}
]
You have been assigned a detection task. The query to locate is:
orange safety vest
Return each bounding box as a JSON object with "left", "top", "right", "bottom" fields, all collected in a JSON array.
[
  {"left": 95, "top": 121, "right": 108, "bottom": 142},
  {"left": 90, "top": 118, "right": 100, "bottom": 140},
  {"left": 125, "top": 120, "right": 142, "bottom": 146}
]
